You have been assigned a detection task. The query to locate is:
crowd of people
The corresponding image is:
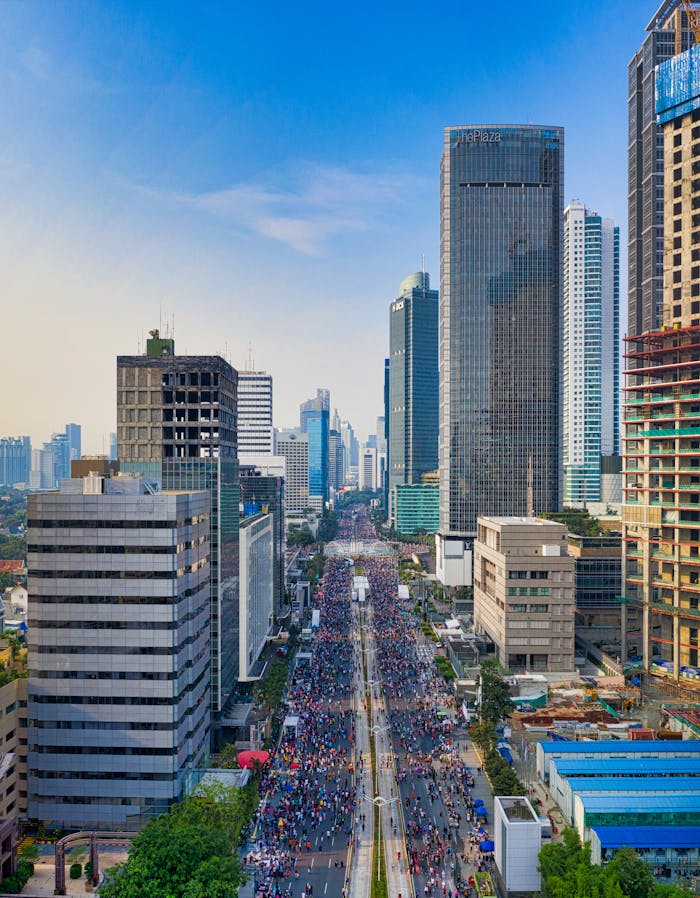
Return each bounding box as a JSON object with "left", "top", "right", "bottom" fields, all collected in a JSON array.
[
  {"left": 247, "top": 505, "right": 492, "bottom": 898},
  {"left": 361, "top": 508, "right": 493, "bottom": 898},
  {"left": 247, "top": 551, "right": 359, "bottom": 898}
]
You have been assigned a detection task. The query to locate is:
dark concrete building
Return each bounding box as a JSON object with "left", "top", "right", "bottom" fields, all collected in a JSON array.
[{"left": 117, "top": 331, "right": 240, "bottom": 739}]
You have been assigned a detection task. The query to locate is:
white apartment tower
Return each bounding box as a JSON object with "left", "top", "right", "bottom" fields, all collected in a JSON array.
[
  {"left": 563, "top": 202, "right": 620, "bottom": 505},
  {"left": 274, "top": 429, "right": 309, "bottom": 514},
  {"left": 237, "top": 371, "right": 273, "bottom": 455}
]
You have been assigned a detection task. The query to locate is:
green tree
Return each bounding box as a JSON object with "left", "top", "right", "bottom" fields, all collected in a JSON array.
[
  {"left": 100, "top": 782, "right": 257, "bottom": 898},
  {"left": 0, "top": 535, "right": 25, "bottom": 560},
  {"left": 478, "top": 659, "right": 513, "bottom": 723},
  {"left": 469, "top": 719, "right": 496, "bottom": 752},
  {"left": 606, "top": 848, "right": 654, "bottom": 898}
]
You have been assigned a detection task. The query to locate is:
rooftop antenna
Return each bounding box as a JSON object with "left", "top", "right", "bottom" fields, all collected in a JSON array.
[{"left": 247, "top": 342, "right": 255, "bottom": 371}]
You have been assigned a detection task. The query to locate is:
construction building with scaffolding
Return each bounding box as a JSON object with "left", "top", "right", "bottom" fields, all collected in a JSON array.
[{"left": 622, "top": 28, "right": 700, "bottom": 693}]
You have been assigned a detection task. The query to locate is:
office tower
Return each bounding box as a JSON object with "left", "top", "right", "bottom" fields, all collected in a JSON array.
[
  {"left": 300, "top": 389, "right": 330, "bottom": 511},
  {"left": 563, "top": 202, "right": 620, "bottom": 505},
  {"left": 473, "top": 517, "right": 575, "bottom": 672},
  {"left": 622, "top": 43, "right": 700, "bottom": 687},
  {"left": 47, "top": 433, "right": 70, "bottom": 487},
  {"left": 117, "top": 331, "right": 240, "bottom": 738},
  {"left": 437, "top": 124, "right": 563, "bottom": 585},
  {"left": 240, "top": 459, "right": 286, "bottom": 619},
  {"left": 568, "top": 532, "right": 622, "bottom": 654},
  {"left": 393, "top": 478, "right": 440, "bottom": 535},
  {"left": 0, "top": 437, "right": 31, "bottom": 487},
  {"left": 27, "top": 472, "right": 210, "bottom": 829},
  {"left": 340, "top": 419, "right": 359, "bottom": 473},
  {"left": 238, "top": 512, "right": 274, "bottom": 681},
  {"left": 274, "top": 429, "right": 309, "bottom": 514},
  {"left": 628, "top": 1, "right": 694, "bottom": 337},
  {"left": 65, "top": 423, "right": 81, "bottom": 461},
  {"left": 388, "top": 271, "right": 439, "bottom": 525},
  {"left": 237, "top": 370, "right": 273, "bottom": 454},
  {"left": 328, "top": 429, "right": 345, "bottom": 494},
  {"left": 383, "top": 358, "right": 390, "bottom": 512},
  {"left": 359, "top": 446, "right": 377, "bottom": 491},
  {"left": 30, "top": 447, "right": 53, "bottom": 491},
  {"left": 109, "top": 432, "right": 118, "bottom": 460}
]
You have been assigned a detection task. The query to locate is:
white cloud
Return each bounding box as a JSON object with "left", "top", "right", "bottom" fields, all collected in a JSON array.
[{"left": 146, "top": 164, "right": 418, "bottom": 255}]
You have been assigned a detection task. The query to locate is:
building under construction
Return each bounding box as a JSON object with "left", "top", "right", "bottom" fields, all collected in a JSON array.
[{"left": 622, "top": 29, "right": 700, "bottom": 691}]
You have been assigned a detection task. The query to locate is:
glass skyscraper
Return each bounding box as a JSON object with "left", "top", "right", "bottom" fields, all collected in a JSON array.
[
  {"left": 300, "top": 389, "right": 329, "bottom": 511},
  {"left": 388, "top": 271, "right": 439, "bottom": 525},
  {"left": 439, "top": 124, "right": 563, "bottom": 540}
]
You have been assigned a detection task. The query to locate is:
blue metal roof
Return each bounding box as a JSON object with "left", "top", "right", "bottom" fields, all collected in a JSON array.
[
  {"left": 592, "top": 825, "right": 700, "bottom": 849},
  {"left": 578, "top": 793, "right": 700, "bottom": 811},
  {"left": 552, "top": 758, "right": 700, "bottom": 776},
  {"left": 564, "top": 776, "right": 700, "bottom": 793},
  {"left": 540, "top": 740, "right": 700, "bottom": 754}
]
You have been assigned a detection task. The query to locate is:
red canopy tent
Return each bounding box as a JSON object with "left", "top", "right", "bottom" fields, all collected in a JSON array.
[{"left": 237, "top": 749, "right": 271, "bottom": 770}]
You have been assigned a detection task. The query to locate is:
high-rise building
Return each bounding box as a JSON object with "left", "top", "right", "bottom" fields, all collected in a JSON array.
[
  {"left": 563, "top": 202, "right": 620, "bottom": 505},
  {"left": 116, "top": 331, "right": 240, "bottom": 738},
  {"left": 108, "top": 432, "right": 118, "bottom": 460},
  {"left": 359, "top": 446, "right": 377, "bottom": 492},
  {"left": 437, "top": 125, "right": 563, "bottom": 584},
  {"left": 0, "top": 437, "right": 31, "bottom": 487},
  {"left": 388, "top": 271, "right": 439, "bottom": 525},
  {"left": 65, "top": 423, "right": 81, "bottom": 461},
  {"left": 27, "top": 472, "right": 210, "bottom": 830},
  {"left": 300, "top": 390, "right": 330, "bottom": 511},
  {"left": 340, "top": 419, "right": 359, "bottom": 474},
  {"left": 239, "top": 459, "right": 286, "bottom": 619},
  {"left": 628, "top": 1, "right": 694, "bottom": 337},
  {"left": 48, "top": 433, "right": 70, "bottom": 487},
  {"left": 238, "top": 512, "right": 274, "bottom": 681},
  {"left": 622, "top": 42, "right": 700, "bottom": 688},
  {"left": 30, "top": 447, "right": 53, "bottom": 491},
  {"left": 328, "top": 429, "right": 345, "bottom": 494},
  {"left": 237, "top": 371, "right": 273, "bottom": 455},
  {"left": 274, "top": 429, "right": 309, "bottom": 514}
]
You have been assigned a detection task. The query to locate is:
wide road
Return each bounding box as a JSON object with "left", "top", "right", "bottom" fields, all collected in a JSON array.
[{"left": 246, "top": 507, "right": 493, "bottom": 898}]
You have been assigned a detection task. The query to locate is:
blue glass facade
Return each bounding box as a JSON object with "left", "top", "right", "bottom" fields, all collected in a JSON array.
[
  {"left": 389, "top": 272, "right": 439, "bottom": 524},
  {"left": 439, "top": 125, "right": 563, "bottom": 534},
  {"left": 656, "top": 43, "right": 700, "bottom": 125},
  {"left": 300, "top": 390, "right": 329, "bottom": 506}
]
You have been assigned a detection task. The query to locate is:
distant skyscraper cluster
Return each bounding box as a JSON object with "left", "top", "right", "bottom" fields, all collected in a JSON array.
[{"left": 0, "top": 424, "right": 82, "bottom": 490}]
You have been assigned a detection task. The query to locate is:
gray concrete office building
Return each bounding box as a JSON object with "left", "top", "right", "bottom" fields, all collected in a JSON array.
[
  {"left": 27, "top": 472, "right": 210, "bottom": 830},
  {"left": 438, "top": 125, "right": 563, "bottom": 568}
]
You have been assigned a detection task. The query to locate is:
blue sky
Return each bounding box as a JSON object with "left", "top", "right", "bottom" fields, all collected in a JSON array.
[{"left": 2, "top": 0, "right": 647, "bottom": 451}]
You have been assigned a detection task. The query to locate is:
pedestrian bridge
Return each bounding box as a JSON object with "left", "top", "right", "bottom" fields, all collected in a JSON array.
[{"left": 323, "top": 539, "right": 393, "bottom": 557}]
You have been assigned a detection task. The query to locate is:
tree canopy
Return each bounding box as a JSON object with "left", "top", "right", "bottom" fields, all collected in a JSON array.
[
  {"left": 539, "top": 828, "right": 692, "bottom": 898},
  {"left": 100, "top": 782, "right": 258, "bottom": 898},
  {"left": 478, "top": 659, "right": 513, "bottom": 724}
]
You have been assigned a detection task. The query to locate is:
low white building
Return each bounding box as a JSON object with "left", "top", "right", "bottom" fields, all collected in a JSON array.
[{"left": 494, "top": 796, "right": 542, "bottom": 895}]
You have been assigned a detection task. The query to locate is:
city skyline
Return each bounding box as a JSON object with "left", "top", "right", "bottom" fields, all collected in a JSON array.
[{"left": 1, "top": 1, "right": 647, "bottom": 450}]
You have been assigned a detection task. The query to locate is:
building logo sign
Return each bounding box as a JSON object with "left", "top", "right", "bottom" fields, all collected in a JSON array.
[{"left": 453, "top": 129, "right": 501, "bottom": 145}]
